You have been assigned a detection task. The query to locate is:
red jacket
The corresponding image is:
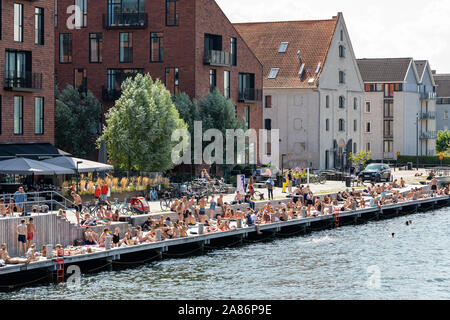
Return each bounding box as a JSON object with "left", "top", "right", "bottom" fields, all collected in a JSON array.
[
  {"left": 94, "top": 188, "right": 101, "bottom": 198},
  {"left": 101, "top": 185, "right": 109, "bottom": 195}
]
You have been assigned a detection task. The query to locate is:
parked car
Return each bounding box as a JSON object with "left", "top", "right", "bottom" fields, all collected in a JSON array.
[{"left": 359, "top": 164, "right": 392, "bottom": 182}]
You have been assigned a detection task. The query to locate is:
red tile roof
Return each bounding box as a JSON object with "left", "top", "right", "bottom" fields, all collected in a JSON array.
[{"left": 234, "top": 18, "right": 338, "bottom": 88}]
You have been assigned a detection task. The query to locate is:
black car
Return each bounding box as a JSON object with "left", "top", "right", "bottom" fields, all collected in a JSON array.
[{"left": 359, "top": 164, "right": 392, "bottom": 182}]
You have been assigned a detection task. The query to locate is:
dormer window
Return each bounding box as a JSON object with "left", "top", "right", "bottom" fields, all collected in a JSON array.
[
  {"left": 268, "top": 68, "right": 279, "bottom": 79},
  {"left": 278, "top": 42, "right": 289, "bottom": 53}
]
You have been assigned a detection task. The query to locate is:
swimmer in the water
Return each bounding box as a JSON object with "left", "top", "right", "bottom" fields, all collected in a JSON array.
[{"left": 391, "top": 233, "right": 395, "bottom": 237}]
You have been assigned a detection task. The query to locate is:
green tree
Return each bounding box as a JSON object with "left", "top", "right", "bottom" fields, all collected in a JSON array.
[
  {"left": 349, "top": 150, "right": 371, "bottom": 169},
  {"left": 100, "top": 73, "right": 187, "bottom": 173},
  {"left": 55, "top": 85, "right": 102, "bottom": 158},
  {"left": 436, "top": 130, "right": 450, "bottom": 154}
]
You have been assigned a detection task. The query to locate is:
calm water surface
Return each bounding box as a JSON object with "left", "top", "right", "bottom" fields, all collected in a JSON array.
[{"left": 1, "top": 208, "right": 450, "bottom": 300}]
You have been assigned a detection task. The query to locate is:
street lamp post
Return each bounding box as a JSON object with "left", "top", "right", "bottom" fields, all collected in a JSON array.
[
  {"left": 76, "top": 161, "right": 83, "bottom": 192},
  {"left": 416, "top": 113, "right": 419, "bottom": 170}
]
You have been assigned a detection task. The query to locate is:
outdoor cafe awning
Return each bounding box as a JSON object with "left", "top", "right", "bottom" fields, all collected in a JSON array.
[
  {"left": 41, "top": 156, "right": 114, "bottom": 173},
  {"left": 0, "top": 157, "right": 75, "bottom": 175}
]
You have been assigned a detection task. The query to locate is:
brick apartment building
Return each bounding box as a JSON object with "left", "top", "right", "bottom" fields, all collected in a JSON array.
[
  {"left": 0, "top": 0, "right": 55, "bottom": 145},
  {"left": 55, "top": 0, "right": 263, "bottom": 135}
]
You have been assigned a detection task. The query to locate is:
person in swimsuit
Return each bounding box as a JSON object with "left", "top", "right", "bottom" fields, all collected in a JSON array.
[
  {"left": 98, "top": 228, "right": 110, "bottom": 247},
  {"left": 1, "top": 243, "right": 30, "bottom": 264},
  {"left": 26, "top": 218, "right": 38, "bottom": 250},
  {"left": 112, "top": 227, "right": 121, "bottom": 246},
  {"left": 209, "top": 195, "right": 217, "bottom": 219},
  {"left": 71, "top": 192, "right": 83, "bottom": 226},
  {"left": 17, "top": 219, "right": 27, "bottom": 256},
  {"left": 0, "top": 198, "right": 6, "bottom": 217},
  {"left": 198, "top": 197, "right": 207, "bottom": 222},
  {"left": 84, "top": 227, "right": 98, "bottom": 245}
]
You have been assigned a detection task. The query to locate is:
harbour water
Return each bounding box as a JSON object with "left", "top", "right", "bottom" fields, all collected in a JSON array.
[{"left": 1, "top": 208, "right": 449, "bottom": 300}]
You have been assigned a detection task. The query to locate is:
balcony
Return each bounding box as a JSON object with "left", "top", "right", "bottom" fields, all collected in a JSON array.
[
  {"left": 383, "top": 132, "right": 394, "bottom": 139},
  {"left": 238, "top": 88, "right": 262, "bottom": 103},
  {"left": 419, "top": 111, "right": 436, "bottom": 120},
  {"left": 102, "top": 86, "right": 122, "bottom": 102},
  {"left": 203, "top": 50, "right": 232, "bottom": 67},
  {"left": 420, "top": 131, "right": 437, "bottom": 140},
  {"left": 4, "top": 71, "right": 42, "bottom": 92},
  {"left": 420, "top": 92, "right": 437, "bottom": 100},
  {"left": 437, "top": 98, "right": 450, "bottom": 105},
  {"left": 103, "top": 12, "right": 148, "bottom": 29}
]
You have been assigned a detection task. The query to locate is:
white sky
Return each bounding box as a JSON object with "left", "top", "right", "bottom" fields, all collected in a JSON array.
[{"left": 216, "top": 0, "right": 450, "bottom": 73}]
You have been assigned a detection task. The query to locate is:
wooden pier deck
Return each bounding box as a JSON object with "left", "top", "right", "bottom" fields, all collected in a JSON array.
[{"left": 1, "top": 195, "right": 449, "bottom": 287}]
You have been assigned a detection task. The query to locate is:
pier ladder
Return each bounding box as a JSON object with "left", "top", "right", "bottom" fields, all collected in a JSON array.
[
  {"left": 334, "top": 213, "right": 340, "bottom": 228},
  {"left": 56, "top": 249, "right": 65, "bottom": 282}
]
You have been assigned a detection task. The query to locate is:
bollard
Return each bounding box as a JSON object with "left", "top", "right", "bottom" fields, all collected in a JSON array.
[
  {"left": 46, "top": 244, "right": 53, "bottom": 259},
  {"left": 155, "top": 229, "right": 162, "bottom": 242},
  {"left": 236, "top": 218, "right": 242, "bottom": 228},
  {"left": 198, "top": 223, "right": 204, "bottom": 235},
  {"left": 105, "top": 234, "right": 112, "bottom": 250}
]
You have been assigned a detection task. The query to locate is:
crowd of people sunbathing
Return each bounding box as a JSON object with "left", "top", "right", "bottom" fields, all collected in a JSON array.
[{"left": 1, "top": 175, "right": 448, "bottom": 266}]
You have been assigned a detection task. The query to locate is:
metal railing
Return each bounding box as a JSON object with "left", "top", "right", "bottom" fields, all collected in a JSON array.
[
  {"left": 0, "top": 191, "right": 76, "bottom": 218},
  {"left": 4, "top": 71, "right": 42, "bottom": 91},
  {"left": 420, "top": 92, "right": 437, "bottom": 100},
  {"left": 203, "top": 50, "right": 232, "bottom": 67},
  {"left": 103, "top": 12, "right": 148, "bottom": 29},
  {"left": 420, "top": 131, "right": 437, "bottom": 140},
  {"left": 437, "top": 98, "right": 450, "bottom": 105},
  {"left": 419, "top": 111, "right": 436, "bottom": 120},
  {"left": 238, "top": 88, "right": 263, "bottom": 102}
]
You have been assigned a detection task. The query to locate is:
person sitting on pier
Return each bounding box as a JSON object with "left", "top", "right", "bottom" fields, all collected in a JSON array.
[
  {"left": 0, "top": 198, "right": 7, "bottom": 217},
  {"left": 112, "top": 227, "right": 121, "bottom": 247},
  {"left": 359, "top": 198, "right": 366, "bottom": 209},
  {"left": 185, "top": 211, "right": 197, "bottom": 226},
  {"left": 231, "top": 191, "right": 244, "bottom": 205},
  {"left": 98, "top": 228, "right": 111, "bottom": 247},
  {"left": 400, "top": 177, "right": 406, "bottom": 188},
  {"left": 1, "top": 243, "right": 30, "bottom": 264},
  {"left": 25, "top": 244, "right": 40, "bottom": 262},
  {"left": 244, "top": 192, "right": 255, "bottom": 211},
  {"left": 141, "top": 217, "right": 153, "bottom": 232},
  {"left": 84, "top": 227, "right": 98, "bottom": 245}
]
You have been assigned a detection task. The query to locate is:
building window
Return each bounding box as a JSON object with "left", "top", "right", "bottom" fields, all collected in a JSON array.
[
  {"left": 354, "top": 119, "right": 357, "bottom": 132},
  {"left": 54, "top": 0, "right": 58, "bottom": 27},
  {"left": 224, "top": 71, "right": 230, "bottom": 99},
  {"left": 265, "top": 95, "right": 272, "bottom": 108},
  {"left": 14, "top": 3, "right": 24, "bottom": 42},
  {"left": 89, "top": 33, "right": 103, "bottom": 63},
  {"left": 75, "top": 0, "right": 87, "bottom": 27},
  {"left": 266, "top": 142, "right": 272, "bottom": 156},
  {"left": 365, "top": 101, "right": 371, "bottom": 113},
  {"left": 165, "top": 67, "right": 179, "bottom": 95},
  {"left": 340, "top": 29, "right": 344, "bottom": 41},
  {"left": 166, "top": 0, "right": 179, "bottom": 26},
  {"left": 353, "top": 143, "right": 357, "bottom": 153},
  {"left": 326, "top": 95, "right": 330, "bottom": 108},
  {"left": 278, "top": 42, "right": 289, "bottom": 53},
  {"left": 384, "top": 84, "right": 394, "bottom": 98},
  {"left": 384, "top": 140, "right": 393, "bottom": 153},
  {"left": 384, "top": 120, "right": 393, "bottom": 138},
  {"left": 239, "top": 73, "right": 255, "bottom": 101},
  {"left": 339, "top": 96, "right": 345, "bottom": 108},
  {"left": 268, "top": 68, "right": 279, "bottom": 79},
  {"left": 35, "top": 8, "right": 44, "bottom": 45},
  {"left": 5, "top": 50, "right": 32, "bottom": 89},
  {"left": 60, "top": 34, "right": 72, "bottom": 63},
  {"left": 107, "top": 68, "right": 144, "bottom": 92},
  {"left": 338, "top": 119, "right": 345, "bottom": 132},
  {"left": 120, "top": 33, "right": 133, "bottom": 63},
  {"left": 74, "top": 68, "right": 87, "bottom": 93},
  {"left": 35, "top": 97, "right": 44, "bottom": 135},
  {"left": 384, "top": 100, "right": 394, "bottom": 118},
  {"left": 339, "top": 45, "right": 345, "bottom": 58},
  {"left": 265, "top": 119, "right": 272, "bottom": 131},
  {"left": 445, "top": 111, "right": 449, "bottom": 120},
  {"left": 231, "top": 37, "right": 237, "bottom": 66},
  {"left": 366, "top": 122, "right": 371, "bottom": 133},
  {"left": 339, "top": 71, "right": 345, "bottom": 84},
  {"left": 14, "top": 96, "right": 23, "bottom": 135},
  {"left": 353, "top": 97, "right": 358, "bottom": 110},
  {"left": 209, "top": 69, "right": 216, "bottom": 92},
  {"left": 244, "top": 106, "right": 250, "bottom": 129},
  {"left": 366, "top": 143, "right": 371, "bottom": 152},
  {"left": 150, "top": 32, "right": 163, "bottom": 62},
  {"left": 326, "top": 119, "right": 329, "bottom": 131}
]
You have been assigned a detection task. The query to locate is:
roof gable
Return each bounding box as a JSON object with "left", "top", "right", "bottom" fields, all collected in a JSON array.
[
  {"left": 234, "top": 17, "right": 338, "bottom": 88},
  {"left": 356, "top": 58, "right": 414, "bottom": 83}
]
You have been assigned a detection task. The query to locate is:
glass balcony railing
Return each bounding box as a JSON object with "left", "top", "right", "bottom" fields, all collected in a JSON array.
[
  {"left": 420, "top": 92, "right": 437, "bottom": 100},
  {"left": 238, "top": 88, "right": 262, "bottom": 103},
  {"left": 419, "top": 111, "right": 436, "bottom": 120},
  {"left": 103, "top": 12, "right": 148, "bottom": 29},
  {"left": 203, "top": 50, "right": 232, "bottom": 67}
]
